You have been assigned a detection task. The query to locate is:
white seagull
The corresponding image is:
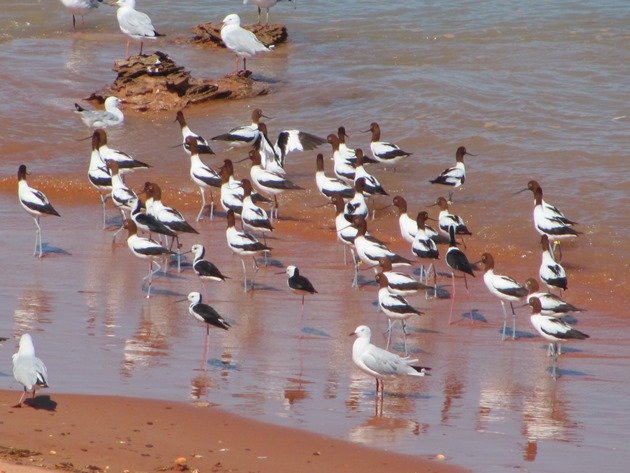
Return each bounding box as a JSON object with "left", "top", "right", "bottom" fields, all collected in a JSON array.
[
  {"left": 12, "top": 334, "right": 49, "bottom": 407},
  {"left": 75, "top": 97, "right": 124, "bottom": 128},
  {"left": 17, "top": 164, "right": 61, "bottom": 258},
  {"left": 351, "top": 325, "right": 430, "bottom": 399},
  {"left": 59, "top": 0, "right": 102, "bottom": 30},
  {"left": 221, "top": 13, "right": 271, "bottom": 74},
  {"left": 115, "top": 0, "right": 164, "bottom": 57}
]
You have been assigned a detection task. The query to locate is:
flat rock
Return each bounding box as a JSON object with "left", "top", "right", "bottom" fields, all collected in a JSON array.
[
  {"left": 191, "top": 22, "right": 288, "bottom": 48},
  {"left": 86, "top": 51, "right": 269, "bottom": 112}
]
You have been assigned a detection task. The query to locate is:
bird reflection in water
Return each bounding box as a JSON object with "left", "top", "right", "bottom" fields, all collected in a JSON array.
[
  {"left": 521, "top": 381, "right": 581, "bottom": 452},
  {"left": 120, "top": 304, "right": 171, "bottom": 378},
  {"left": 349, "top": 415, "right": 427, "bottom": 445},
  {"left": 283, "top": 376, "right": 311, "bottom": 407},
  {"left": 441, "top": 374, "right": 465, "bottom": 425},
  {"left": 14, "top": 286, "right": 53, "bottom": 334},
  {"left": 190, "top": 372, "right": 213, "bottom": 400}
]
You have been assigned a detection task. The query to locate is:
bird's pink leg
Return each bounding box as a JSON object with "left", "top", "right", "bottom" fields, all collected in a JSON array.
[
  {"left": 201, "top": 329, "right": 210, "bottom": 371},
  {"left": 125, "top": 39, "right": 130, "bottom": 58},
  {"left": 448, "top": 271, "right": 456, "bottom": 324},
  {"left": 14, "top": 389, "right": 27, "bottom": 408}
]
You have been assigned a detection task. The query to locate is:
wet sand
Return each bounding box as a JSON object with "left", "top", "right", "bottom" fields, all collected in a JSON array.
[
  {"left": 0, "top": 389, "right": 464, "bottom": 473},
  {"left": 0, "top": 179, "right": 628, "bottom": 472}
]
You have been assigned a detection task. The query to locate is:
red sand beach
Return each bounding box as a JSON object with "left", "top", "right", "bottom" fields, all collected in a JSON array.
[{"left": 0, "top": 390, "right": 464, "bottom": 473}]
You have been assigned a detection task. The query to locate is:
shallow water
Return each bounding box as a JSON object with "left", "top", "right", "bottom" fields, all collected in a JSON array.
[{"left": 0, "top": 1, "right": 629, "bottom": 471}]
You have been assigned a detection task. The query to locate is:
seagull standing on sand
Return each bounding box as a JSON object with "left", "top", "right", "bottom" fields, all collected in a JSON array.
[
  {"left": 12, "top": 334, "right": 49, "bottom": 407},
  {"left": 17, "top": 165, "right": 61, "bottom": 258},
  {"left": 59, "top": 0, "right": 102, "bottom": 30},
  {"left": 75, "top": 97, "right": 124, "bottom": 128},
  {"left": 115, "top": 0, "right": 164, "bottom": 57},
  {"left": 351, "top": 325, "right": 430, "bottom": 399},
  {"left": 221, "top": 13, "right": 271, "bottom": 74}
]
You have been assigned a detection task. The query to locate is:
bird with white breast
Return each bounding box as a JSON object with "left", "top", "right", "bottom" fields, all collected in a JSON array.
[{"left": 221, "top": 13, "right": 271, "bottom": 74}]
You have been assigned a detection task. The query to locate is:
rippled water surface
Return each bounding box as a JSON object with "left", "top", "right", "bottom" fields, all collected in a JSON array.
[{"left": 0, "top": 1, "right": 628, "bottom": 472}]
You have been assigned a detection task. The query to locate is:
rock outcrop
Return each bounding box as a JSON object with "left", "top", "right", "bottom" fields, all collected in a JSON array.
[
  {"left": 191, "top": 22, "right": 288, "bottom": 48},
  {"left": 85, "top": 51, "right": 269, "bottom": 112}
]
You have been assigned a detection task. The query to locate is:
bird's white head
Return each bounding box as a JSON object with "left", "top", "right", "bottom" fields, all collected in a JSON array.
[
  {"left": 353, "top": 325, "right": 371, "bottom": 339},
  {"left": 104, "top": 96, "right": 123, "bottom": 109},
  {"left": 190, "top": 244, "right": 204, "bottom": 258},
  {"left": 18, "top": 333, "right": 35, "bottom": 356},
  {"left": 286, "top": 265, "right": 297, "bottom": 277},
  {"left": 222, "top": 13, "right": 241, "bottom": 26},
  {"left": 115, "top": 0, "right": 135, "bottom": 8},
  {"left": 187, "top": 292, "right": 202, "bottom": 304}
]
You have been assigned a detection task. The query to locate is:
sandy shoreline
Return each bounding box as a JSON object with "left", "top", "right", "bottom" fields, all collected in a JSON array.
[{"left": 0, "top": 389, "right": 465, "bottom": 473}]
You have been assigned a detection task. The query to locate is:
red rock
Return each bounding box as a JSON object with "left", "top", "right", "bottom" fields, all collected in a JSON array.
[
  {"left": 191, "top": 21, "right": 288, "bottom": 48},
  {"left": 86, "top": 51, "right": 269, "bottom": 113}
]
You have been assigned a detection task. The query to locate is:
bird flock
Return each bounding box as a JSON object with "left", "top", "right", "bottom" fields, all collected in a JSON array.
[{"left": 11, "top": 1, "right": 591, "bottom": 408}]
